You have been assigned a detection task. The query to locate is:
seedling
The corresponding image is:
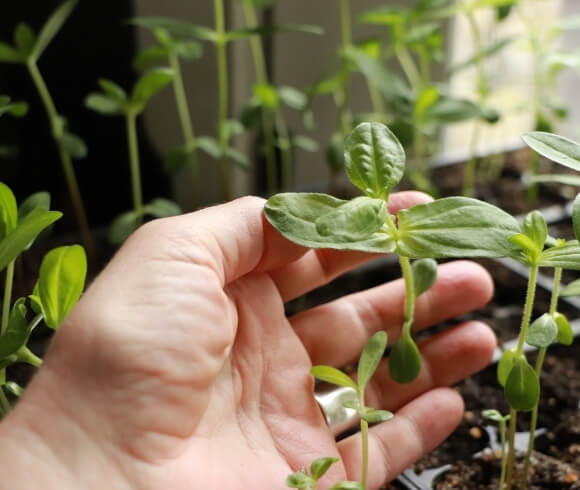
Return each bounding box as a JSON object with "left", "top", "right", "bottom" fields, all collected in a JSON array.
[
  {"left": 0, "top": 182, "right": 87, "bottom": 417},
  {"left": 482, "top": 409, "right": 511, "bottom": 490},
  {"left": 286, "top": 456, "right": 362, "bottom": 490},
  {"left": 0, "top": 0, "right": 93, "bottom": 258},
  {"left": 85, "top": 69, "right": 182, "bottom": 244},
  {"left": 266, "top": 121, "right": 522, "bottom": 389}
]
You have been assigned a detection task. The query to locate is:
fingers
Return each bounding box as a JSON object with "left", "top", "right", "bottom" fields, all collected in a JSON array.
[
  {"left": 337, "top": 388, "right": 464, "bottom": 488},
  {"left": 292, "top": 260, "right": 493, "bottom": 366},
  {"left": 269, "top": 191, "right": 432, "bottom": 301},
  {"left": 364, "top": 321, "right": 496, "bottom": 413}
]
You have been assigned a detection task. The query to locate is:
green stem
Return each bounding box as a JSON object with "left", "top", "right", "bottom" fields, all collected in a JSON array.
[
  {"left": 338, "top": 0, "right": 353, "bottom": 136},
  {"left": 395, "top": 45, "right": 422, "bottom": 92},
  {"left": 367, "top": 81, "right": 385, "bottom": 120},
  {"left": 1, "top": 261, "right": 14, "bottom": 335},
  {"left": 26, "top": 60, "right": 93, "bottom": 260},
  {"left": 126, "top": 111, "right": 143, "bottom": 227},
  {"left": 505, "top": 264, "right": 538, "bottom": 490},
  {"left": 276, "top": 111, "right": 293, "bottom": 191},
  {"left": 520, "top": 267, "right": 562, "bottom": 489},
  {"left": 241, "top": 1, "right": 280, "bottom": 194},
  {"left": 399, "top": 255, "right": 416, "bottom": 337},
  {"left": 500, "top": 419, "right": 508, "bottom": 490},
  {"left": 361, "top": 417, "right": 369, "bottom": 490},
  {"left": 168, "top": 50, "right": 199, "bottom": 207},
  {"left": 463, "top": 122, "right": 482, "bottom": 197},
  {"left": 17, "top": 346, "right": 42, "bottom": 368},
  {"left": 214, "top": 0, "right": 232, "bottom": 201}
]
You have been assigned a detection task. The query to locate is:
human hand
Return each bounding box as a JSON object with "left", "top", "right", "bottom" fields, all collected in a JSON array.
[{"left": 0, "top": 193, "right": 496, "bottom": 490}]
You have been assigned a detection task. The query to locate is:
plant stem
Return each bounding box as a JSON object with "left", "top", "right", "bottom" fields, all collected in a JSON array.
[
  {"left": 367, "top": 82, "right": 385, "bottom": 120},
  {"left": 276, "top": 111, "right": 293, "bottom": 191},
  {"left": 26, "top": 60, "right": 94, "bottom": 261},
  {"left": 520, "top": 267, "right": 562, "bottom": 489},
  {"left": 17, "top": 347, "right": 42, "bottom": 368},
  {"left": 214, "top": 0, "right": 232, "bottom": 201},
  {"left": 168, "top": 50, "right": 199, "bottom": 208},
  {"left": 125, "top": 111, "right": 143, "bottom": 227},
  {"left": 0, "top": 260, "right": 15, "bottom": 387},
  {"left": 337, "top": 0, "right": 353, "bottom": 136},
  {"left": 399, "top": 255, "right": 416, "bottom": 337},
  {"left": 360, "top": 417, "right": 369, "bottom": 490},
  {"left": 500, "top": 418, "right": 508, "bottom": 490},
  {"left": 505, "top": 264, "right": 538, "bottom": 490}
]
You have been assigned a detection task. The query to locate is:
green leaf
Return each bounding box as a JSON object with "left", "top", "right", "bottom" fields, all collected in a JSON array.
[
  {"left": 539, "top": 241, "right": 580, "bottom": 269},
  {"left": 143, "top": 198, "right": 182, "bottom": 218},
  {"left": 109, "top": 211, "right": 139, "bottom": 245},
  {"left": 265, "top": 193, "right": 395, "bottom": 253},
  {"left": 508, "top": 233, "right": 539, "bottom": 262},
  {"left": 61, "top": 131, "right": 87, "bottom": 159},
  {"left": 0, "top": 209, "right": 62, "bottom": 272},
  {"left": 14, "top": 23, "right": 36, "bottom": 57},
  {"left": 314, "top": 197, "right": 387, "bottom": 241},
  {"left": 357, "top": 331, "right": 387, "bottom": 393},
  {"left": 525, "top": 313, "right": 558, "bottom": 348},
  {"left": 361, "top": 408, "right": 394, "bottom": 424},
  {"left": 530, "top": 174, "right": 580, "bottom": 187},
  {"left": 37, "top": 245, "right": 87, "bottom": 329},
  {"left": 448, "top": 37, "right": 516, "bottom": 74},
  {"left": 553, "top": 312, "right": 573, "bottom": 346},
  {"left": 388, "top": 334, "right": 421, "bottom": 384},
  {"left": 197, "top": 136, "right": 221, "bottom": 159},
  {"left": 133, "top": 45, "right": 170, "bottom": 70},
  {"left": 329, "top": 482, "right": 364, "bottom": 490},
  {"left": 293, "top": 136, "right": 318, "bottom": 153},
  {"left": 130, "top": 18, "right": 219, "bottom": 42},
  {"left": 286, "top": 471, "right": 314, "bottom": 489},
  {"left": 0, "top": 42, "right": 24, "bottom": 63},
  {"left": 424, "top": 96, "right": 485, "bottom": 125},
  {"left": 0, "top": 355, "right": 18, "bottom": 370},
  {"left": 0, "top": 299, "right": 30, "bottom": 359},
  {"left": 278, "top": 86, "right": 307, "bottom": 110},
  {"left": 344, "top": 122, "right": 406, "bottom": 200},
  {"left": 396, "top": 197, "right": 521, "bottom": 259},
  {"left": 497, "top": 349, "right": 515, "bottom": 387},
  {"left": 85, "top": 93, "right": 122, "bottom": 115},
  {"left": 310, "top": 365, "right": 357, "bottom": 390},
  {"left": 0, "top": 182, "right": 18, "bottom": 241},
  {"left": 358, "top": 6, "right": 408, "bottom": 25},
  {"left": 226, "top": 148, "right": 250, "bottom": 169},
  {"left": 412, "top": 258, "right": 437, "bottom": 296},
  {"left": 175, "top": 40, "right": 203, "bottom": 62},
  {"left": 254, "top": 83, "right": 278, "bottom": 110},
  {"left": 561, "top": 278, "right": 580, "bottom": 297},
  {"left": 131, "top": 68, "right": 174, "bottom": 109},
  {"left": 414, "top": 86, "right": 439, "bottom": 122},
  {"left": 18, "top": 192, "right": 51, "bottom": 223},
  {"left": 505, "top": 356, "right": 540, "bottom": 411},
  {"left": 522, "top": 132, "right": 580, "bottom": 172},
  {"left": 310, "top": 457, "right": 339, "bottom": 480},
  {"left": 98, "top": 79, "right": 128, "bottom": 103},
  {"left": 496, "top": 4, "right": 513, "bottom": 20},
  {"left": 31, "top": 0, "right": 78, "bottom": 61},
  {"left": 523, "top": 210, "right": 547, "bottom": 251},
  {"left": 573, "top": 194, "right": 580, "bottom": 242},
  {"left": 481, "top": 409, "right": 504, "bottom": 423},
  {"left": 0, "top": 97, "right": 28, "bottom": 117},
  {"left": 226, "top": 23, "right": 324, "bottom": 41}
]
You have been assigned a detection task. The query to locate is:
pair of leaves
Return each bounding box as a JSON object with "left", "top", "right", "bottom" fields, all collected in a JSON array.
[
  {"left": 0, "top": 0, "right": 78, "bottom": 64},
  {"left": 0, "top": 184, "right": 62, "bottom": 272},
  {"left": 109, "top": 198, "right": 182, "bottom": 245},
  {"left": 0, "top": 96, "right": 28, "bottom": 118},
  {"left": 286, "top": 457, "right": 363, "bottom": 489},
  {"left": 497, "top": 351, "right": 540, "bottom": 411},
  {"left": 508, "top": 210, "right": 548, "bottom": 265},
  {"left": 30, "top": 245, "right": 87, "bottom": 330},
  {"left": 85, "top": 69, "right": 175, "bottom": 117}
]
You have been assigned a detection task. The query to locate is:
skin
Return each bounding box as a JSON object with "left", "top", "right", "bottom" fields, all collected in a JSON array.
[{"left": 0, "top": 192, "right": 495, "bottom": 490}]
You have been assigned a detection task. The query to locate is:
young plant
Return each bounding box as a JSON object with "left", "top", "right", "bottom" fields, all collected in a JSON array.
[
  {"left": 482, "top": 409, "right": 511, "bottom": 490},
  {"left": 286, "top": 457, "right": 362, "bottom": 490},
  {"left": 0, "top": 0, "right": 93, "bottom": 257},
  {"left": 131, "top": 22, "right": 204, "bottom": 209},
  {"left": 0, "top": 182, "right": 88, "bottom": 417},
  {"left": 85, "top": 69, "right": 182, "bottom": 244},
  {"left": 266, "top": 121, "right": 522, "bottom": 389}
]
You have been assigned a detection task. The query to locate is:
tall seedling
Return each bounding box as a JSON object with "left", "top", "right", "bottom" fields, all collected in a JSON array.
[
  {"left": 85, "top": 69, "right": 182, "bottom": 244},
  {"left": 0, "top": 0, "right": 93, "bottom": 258},
  {"left": 266, "top": 122, "right": 522, "bottom": 387}
]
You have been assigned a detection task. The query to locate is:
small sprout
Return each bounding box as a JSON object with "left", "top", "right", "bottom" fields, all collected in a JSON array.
[
  {"left": 522, "top": 210, "right": 548, "bottom": 251},
  {"left": 411, "top": 258, "right": 437, "bottom": 296},
  {"left": 388, "top": 333, "right": 421, "bottom": 384},
  {"left": 286, "top": 471, "right": 314, "bottom": 489},
  {"left": 525, "top": 313, "right": 558, "bottom": 348},
  {"left": 310, "top": 457, "right": 339, "bottom": 480},
  {"left": 482, "top": 409, "right": 508, "bottom": 423},
  {"left": 504, "top": 356, "right": 540, "bottom": 411}
]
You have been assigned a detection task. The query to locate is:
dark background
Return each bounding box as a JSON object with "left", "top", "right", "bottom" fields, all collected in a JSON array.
[{"left": 0, "top": 1, "right": 169, "bottom": 232}]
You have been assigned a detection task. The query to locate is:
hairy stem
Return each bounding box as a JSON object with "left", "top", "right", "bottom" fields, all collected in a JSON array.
[
  {"left": 126, "top": 111, "right": 143, "bottom": 227},
  {"left": 399, "top": 255, "right": 416, "bottom": 337},
  {"left": 26, "top": 60, "right": 93, "bottom": 260},
  {"left": 506, "top": 264, "right": 538, "bottom": 490},
  {"left": 500, "top": 419, "right": 508, "bottom": 490},
  {"left": 214, "top": 0, "right": 232, "bottom": 201},
  {"left": 168, "top": 50, "right": 199, "bottom": 207}
]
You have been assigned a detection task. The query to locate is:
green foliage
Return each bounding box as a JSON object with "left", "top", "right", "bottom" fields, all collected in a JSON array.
[
  {"left": 497, "top": 349, "right": 515, "bottom": 388},
  {"left": 553, "top": 312, "right": 574, "bottom": 345},
  {"left": 357, "top": 331, "right": 387, "bottom": 393},
  {"left": 411, "top": 258, "right": 437, "bottom": 296},
  {"left": 504, "top": 356, "right": 540, "bottom": 411},
  {"left": 525, "top": 313, "right": 558, "bottom": 348},
  {"left": 522, "top": 131, "right": 580, "bottom": 172},
  {"left": 388, "top": 334, "right": 422, "bottom": 384},
  {"left": 0, "top": 96, "right": 28, "bottom": 118},
  {"left": 30, "top": 0, "right": 78, "bottom": 61}
]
